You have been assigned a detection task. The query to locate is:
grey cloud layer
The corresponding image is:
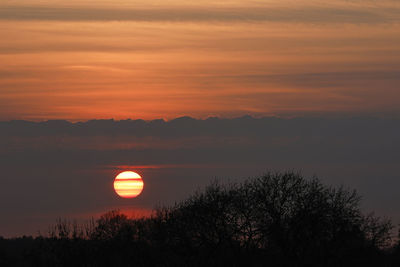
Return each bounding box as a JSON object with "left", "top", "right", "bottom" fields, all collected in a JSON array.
[
  {"left": 0, "top": 117, "right": 399, "bottom": 237},
  {"left": 0, "top": 5, "right": 398, "bottom": 23}
]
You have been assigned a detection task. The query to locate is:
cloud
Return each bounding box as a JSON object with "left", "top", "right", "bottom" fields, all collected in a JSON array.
[
  {"left": 0, "top": 5, "right": 398, "bottom": 24},
  {"left": 1, "top": 116, "right": 400, "bottom": 236}
]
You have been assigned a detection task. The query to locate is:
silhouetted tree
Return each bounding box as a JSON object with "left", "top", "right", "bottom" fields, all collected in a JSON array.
[
  {"left": 0, "top": 171, "right": 396, "bottom": 266},
  {"left": 151, "top": 172, "right": 393, "bottom": 266}
]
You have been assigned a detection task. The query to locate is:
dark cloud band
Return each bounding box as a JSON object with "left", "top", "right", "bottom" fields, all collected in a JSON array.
[{"left": 0, "top": 5, "right": 397, "bottom": 23}]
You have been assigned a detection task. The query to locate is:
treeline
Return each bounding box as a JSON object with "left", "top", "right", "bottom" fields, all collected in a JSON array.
[{"left": 2, "top": 172, "right": 400, "bottom": 266}]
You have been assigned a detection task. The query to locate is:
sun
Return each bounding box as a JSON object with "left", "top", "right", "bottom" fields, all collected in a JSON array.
[{"left": 113, "top": 171, "right": 144, "bottom": 198}]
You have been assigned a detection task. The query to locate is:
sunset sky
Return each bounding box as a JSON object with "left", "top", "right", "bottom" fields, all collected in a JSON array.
[
  {"left": 0, "top": 1, "right": 400, "bottom": 237},
  {"left": 1, "top": 0, "right": 399, "bottom": 120}
]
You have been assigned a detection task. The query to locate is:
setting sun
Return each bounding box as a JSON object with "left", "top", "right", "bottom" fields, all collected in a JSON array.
[{"left": 113, "top": 171, "right": 144, "bottom": 198}]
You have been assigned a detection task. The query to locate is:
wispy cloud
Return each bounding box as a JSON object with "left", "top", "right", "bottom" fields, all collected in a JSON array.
[
  {"left": 0, "top": 0, "right": 399, "bottom": 120},
  {"left": 0, "top": 5, "right": 398, "bottom": 24}
]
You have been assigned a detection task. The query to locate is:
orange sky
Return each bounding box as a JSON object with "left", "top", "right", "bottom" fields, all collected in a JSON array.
[{"left": 0, "top": 0, "right": 399, "bottom": 120}]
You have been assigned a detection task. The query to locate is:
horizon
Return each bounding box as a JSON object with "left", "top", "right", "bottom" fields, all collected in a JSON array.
[{"left": 2, "top": 113, "right": 400, "bottom": 123}]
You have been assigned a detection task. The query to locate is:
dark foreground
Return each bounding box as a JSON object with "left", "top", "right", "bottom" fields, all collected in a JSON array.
[{"left": 1, "top": 172, "right": 400, "bottom": 266}]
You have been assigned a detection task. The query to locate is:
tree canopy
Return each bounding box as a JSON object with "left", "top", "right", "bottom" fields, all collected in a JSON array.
[{"left": 1, "top": 172, "right": 399, "bottom": 266}]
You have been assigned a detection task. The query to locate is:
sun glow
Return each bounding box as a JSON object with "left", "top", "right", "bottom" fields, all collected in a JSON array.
[{"left": 113, "top": 171, "right": 144, "bottom": 198}]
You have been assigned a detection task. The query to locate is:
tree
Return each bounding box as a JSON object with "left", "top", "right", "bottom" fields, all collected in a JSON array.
[
  {"left": 1, "top": 171, "right": 395, "bottom": 266},
  {"left": 155, "top": 172, "right": 392, "bottom": 266}
]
